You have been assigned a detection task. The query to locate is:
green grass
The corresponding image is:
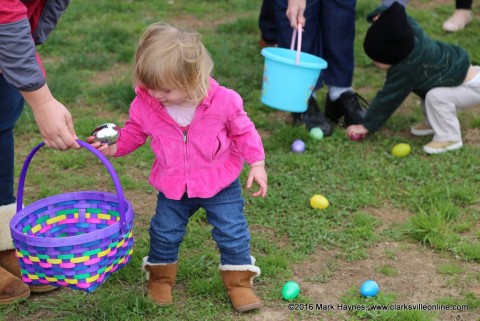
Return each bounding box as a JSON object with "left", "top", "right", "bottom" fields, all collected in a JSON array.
[
  {"left": 437, "top": 262, "right": 465, "bottom": 275},
  {"left": 3, "top": 0, "right": 480, "bottom": 320},
  {"left": 377, "top": 265, "right": 398, "bottom": 277}
]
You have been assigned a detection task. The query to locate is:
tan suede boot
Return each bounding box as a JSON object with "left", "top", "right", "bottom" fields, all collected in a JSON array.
[
  {"left": 0, "top": 203, "right": 29, "bottom": 304},
  {"left": 0, "top": 266, "right": 29, "bottom": 304},
  {"left": 142, "top": 257, "right": 177, "bottom": 305},
  {"left": 0, "top": 250, "right": 57, "bottom": 293},
  {"left": 0, "top": 203, "right": 17, "bottom": 252},
  {"left": 219, "top": 259, "right": 262, "bottom": 313},
  {"left": 0, "top": 203, "right": 57, "bottom": 294}
]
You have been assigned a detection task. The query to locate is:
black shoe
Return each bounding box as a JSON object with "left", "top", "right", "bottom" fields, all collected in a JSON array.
[
  {"left": 291, "top": 97, "right": 332, "bottom": 136},
  {"left": 325, "top": 91, "right": 369, "bottom": 127}
]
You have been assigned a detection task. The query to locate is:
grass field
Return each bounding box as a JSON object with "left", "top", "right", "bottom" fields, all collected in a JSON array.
[{"left": 2, "top": 0, "right": 480, "bottom": 320}]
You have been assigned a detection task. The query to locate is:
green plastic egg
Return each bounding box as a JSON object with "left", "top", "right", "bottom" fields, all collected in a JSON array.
[
  {"left": 309, "top": 127, "right": 324, "bottom": 140},
  {"left": 282, "top": 281, "right": 300, "bottom": 301}
]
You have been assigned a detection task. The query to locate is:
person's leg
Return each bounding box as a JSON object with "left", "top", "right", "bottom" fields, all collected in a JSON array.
[
  {"left": 0, "top": 74, "right": 30, "bottom": 304},
  {"left": 259, "top": 0, "right": 278, "bottom": 47},
  {"left": 202, "top": 179, "right": 261, "bottom": 313},
  {"left": 0, "top": 74, "right": 58, "bottom": 299},
  {"left": 0, "top": 73, "right": 23, "bottom": 251},
  {"left": 410, "top": 99, "right": 435, "bottom": 136},
  {"left": 320, "top": 0, "right": 355, "bottom": 90},
  {"left": 202, "top": 180, "right": 251, "bottom": 265},
  {"left": 423, "top": 84, "right": 480, "bottom": 153},
  {"left": 321, "top": 0, "right": 367, "bottom": 126},
  {"left": 147, "top": 192, "right": 198, "bottom": 263},
  {"left": 0, "top": 74, "right": 23, "bottom": 208},
  {"left": 443, "top": 0, "right": 473, "bottom": 32},
  {"left": 143, "top": 192, "right": 198, "bottom": 304},
  {"left": 457, "top": 0, "right": 473, "bottom": 10}
]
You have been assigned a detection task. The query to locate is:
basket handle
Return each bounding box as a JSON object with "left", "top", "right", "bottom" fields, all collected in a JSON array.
[
  {"left": 16, "top": 140, "right": 128, "bottom": 232},
  {"left": 290, "top": 23, "right": 303, "bottom": 65}
]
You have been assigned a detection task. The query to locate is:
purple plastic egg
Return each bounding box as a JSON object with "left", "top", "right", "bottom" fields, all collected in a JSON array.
[{"left": 291, "top": 139, "right": 305, "bottom": 153}]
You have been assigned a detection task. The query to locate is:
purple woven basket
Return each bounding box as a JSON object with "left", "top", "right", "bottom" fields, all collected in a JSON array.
[{"left": 10, "top": 140, "right": 134, "bottom": 293}]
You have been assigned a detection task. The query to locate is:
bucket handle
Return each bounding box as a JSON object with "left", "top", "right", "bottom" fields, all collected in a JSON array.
[
  {"left": 16, "top": 140, "right": 128, "bottom": 233},
  {"left": 290, "top": 23, "right": 303, "bottom": 65}
]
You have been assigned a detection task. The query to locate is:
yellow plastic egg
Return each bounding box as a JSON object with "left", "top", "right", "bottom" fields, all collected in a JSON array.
[
  {"left": 310, "top": 194, "right": 329, "bottom": 209},
  {"left": 391, "top": 143, "right": 411, "bottom": 158}
]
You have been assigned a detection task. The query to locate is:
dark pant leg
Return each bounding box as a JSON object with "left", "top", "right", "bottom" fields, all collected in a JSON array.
[
  {"left": 0, "top": 74, "right": 24, "bottom": 206},
  {"left": 259, "top": 0, "right": 278, "bottom": 44},
  {"left": 456, "top": 0, "right": 472, "bottom": 9},
  {"left": 319, "top": 0, "right": 356, "bottom": 88}
]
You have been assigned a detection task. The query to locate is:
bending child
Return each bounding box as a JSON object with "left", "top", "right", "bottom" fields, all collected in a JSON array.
[
  {"left": 88, "top": 22, "right": 267, "bottom": 312},
  {"left": 347, "top": 2, "right": 480, "bottom": 154}
]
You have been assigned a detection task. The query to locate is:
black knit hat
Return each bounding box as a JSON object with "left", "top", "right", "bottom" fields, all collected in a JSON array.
[{"left": 363, "top": 2, "right": 414, "bottom": 64}]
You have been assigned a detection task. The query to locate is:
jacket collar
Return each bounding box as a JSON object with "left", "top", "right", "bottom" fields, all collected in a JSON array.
[{"left": 135, "top": 77, "right": 219, "bottom": 109}]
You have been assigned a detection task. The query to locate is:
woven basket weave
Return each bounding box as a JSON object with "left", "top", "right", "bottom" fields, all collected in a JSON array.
[{"left": 10, "top": 141, "right": 134, "bottom": 293}]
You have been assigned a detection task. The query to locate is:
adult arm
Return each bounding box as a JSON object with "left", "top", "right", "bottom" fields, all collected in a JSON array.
[
  {"left": 0, "top": 1, "right": 79, "bottom": 149},
  {"left": 21, "top": 85, "right": 79, "bottom": 149}
]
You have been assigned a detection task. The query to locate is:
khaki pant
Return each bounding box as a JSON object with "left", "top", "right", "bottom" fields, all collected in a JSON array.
[{"left": 422, "top": 68, "right": 480, "bottom": 142}]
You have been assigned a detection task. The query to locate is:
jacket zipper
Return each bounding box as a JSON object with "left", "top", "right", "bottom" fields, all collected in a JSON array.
[
  {"left": 179, "top": 106, "right": 201, "bottom": 196},
  {"left": 183, "top": 106, "right": 200, "bottom": 187}
]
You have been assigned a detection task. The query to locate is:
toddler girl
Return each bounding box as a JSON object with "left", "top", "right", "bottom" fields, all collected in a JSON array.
[{"left": 88, "top": 22, "right": 267, "bottom": 313}]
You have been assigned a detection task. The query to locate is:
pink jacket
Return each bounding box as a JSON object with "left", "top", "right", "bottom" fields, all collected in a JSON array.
[{"left": 115, "top": 78, "right": 266, "bottom": 200}]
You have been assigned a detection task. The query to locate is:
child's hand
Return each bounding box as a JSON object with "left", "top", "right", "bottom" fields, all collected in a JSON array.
[
  {"left": 247, "top": 161, "right": 268, "bottom": 198},
  {"left": 86, "top": 136, "right": 117, "bottom": 156},
  {"left": 346, "top": 124, "right": 368, "bottom": 140}
]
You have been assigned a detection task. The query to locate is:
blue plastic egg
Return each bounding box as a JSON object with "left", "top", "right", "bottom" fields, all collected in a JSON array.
[{"left": 360, "top": 280, "right": 379, "bottom": 297}]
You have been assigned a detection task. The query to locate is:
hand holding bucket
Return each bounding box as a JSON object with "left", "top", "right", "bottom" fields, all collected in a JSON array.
[
  {"left": 290, "top": 25, "right": 302, "bottom": 65},
  {"left": 260, "top": 24, "right": 328, "bottom": 113}
]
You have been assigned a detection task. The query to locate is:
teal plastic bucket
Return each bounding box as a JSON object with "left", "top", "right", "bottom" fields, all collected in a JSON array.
[{"left": 260, "top": 47, "right": 327, "bottom": 112}]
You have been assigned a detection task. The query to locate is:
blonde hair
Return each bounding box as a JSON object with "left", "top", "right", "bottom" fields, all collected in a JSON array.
[{"left": 134, "top": 22, "right": 214, "bottom": 103}]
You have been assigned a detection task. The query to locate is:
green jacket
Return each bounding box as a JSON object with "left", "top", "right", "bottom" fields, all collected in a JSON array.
[{"left": 363, "top": 16, "right": 470, "bottom": 132}]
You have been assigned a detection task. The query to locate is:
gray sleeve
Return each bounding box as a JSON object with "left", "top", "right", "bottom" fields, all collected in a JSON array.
[
  {"left": 380, "top": 0, "right": 408, "bottom": 7},
  {"left": 368, "top": 0, "right": 409, "bottom": 22},
  {"left": 33, "top": 0, "right": 71, "bottom": 45},
  {"left": 0, "top": 19, "right": 46, "bottom": 91}
]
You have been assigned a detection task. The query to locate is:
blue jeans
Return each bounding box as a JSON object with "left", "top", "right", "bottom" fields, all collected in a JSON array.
[
  {"left": 0, "top": 74, "right": 24, "bottom": 206},
  {"left": 148, "top": 179, "right": 252, "bottom": 265},
  {"left": 275, "top": 0, "right": 356, "bottom": 89}
]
